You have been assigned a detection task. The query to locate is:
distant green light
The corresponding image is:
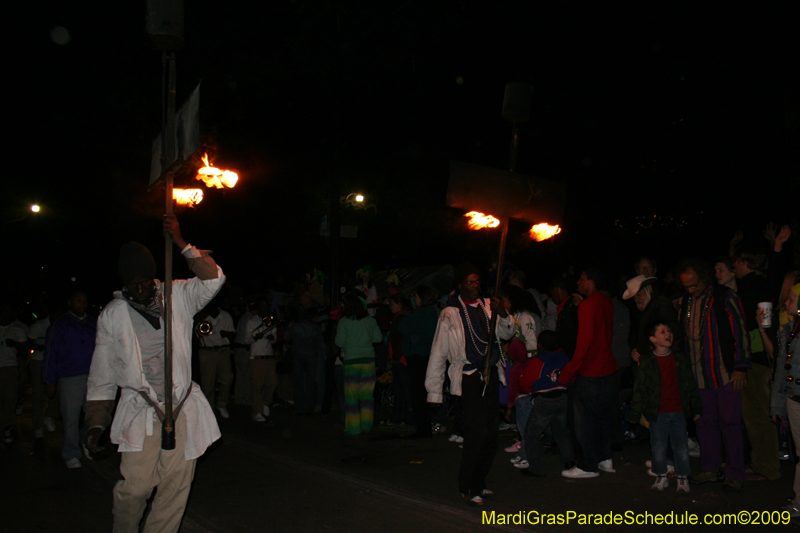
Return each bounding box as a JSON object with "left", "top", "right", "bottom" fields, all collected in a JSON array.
[{"left": 32, "top": 312, "right": 38, "bottom": 319}]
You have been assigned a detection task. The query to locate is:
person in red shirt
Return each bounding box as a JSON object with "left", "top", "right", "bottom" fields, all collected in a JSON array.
[{"left": 559, "top": 268, "right": 619, "bottom": 479}]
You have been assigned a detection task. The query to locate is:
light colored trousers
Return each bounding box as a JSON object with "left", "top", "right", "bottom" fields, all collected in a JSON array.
[
  {"left": 199, "top": 346, "right": 233, "bottom": 409},
  {"left": 249, "top": 358, "right": 278, "bottom": 416},
  {"left": 113, "top": 412, "right": 196, "bottom": 533}
]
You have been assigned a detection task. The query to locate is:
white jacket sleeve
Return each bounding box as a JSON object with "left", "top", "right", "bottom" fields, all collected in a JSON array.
[
  {"left": 425, "top": 311, "right": 453, "bottom": 404},
  {"left": 87, "top": 309, "right": 120, "bottom": 402}
]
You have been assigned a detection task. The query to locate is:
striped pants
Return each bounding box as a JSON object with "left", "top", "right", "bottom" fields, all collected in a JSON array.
[{"left": 343, "top": 362, "right": 375, "bottom": 435}]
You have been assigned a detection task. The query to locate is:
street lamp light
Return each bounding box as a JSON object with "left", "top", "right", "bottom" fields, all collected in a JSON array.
[
  {"left": 344, "top": 192, "right": 365, "bottom": 205},
  {"left": 31, "top": 204, "right": 40, "bottom": 213}
]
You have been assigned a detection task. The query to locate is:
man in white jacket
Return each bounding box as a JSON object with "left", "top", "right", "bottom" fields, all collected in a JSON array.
[
  {"left": 425, "top": 262, "right": 515, "bottom": 507},
  {"left": 85, "top": 215, "right": 224, "bottom": 533}
]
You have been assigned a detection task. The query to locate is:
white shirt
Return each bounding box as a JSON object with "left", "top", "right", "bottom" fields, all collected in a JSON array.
[
  {"left": 1, "top": 322, "right": 28, "bottom": 367},
  {"left": 199, "top": 310, "right": 234, "bottom": 348},
  {"left": 234, "top": 311, "right": 254, "bottom": 345},
  {"left": 28, "top": 317, "right": 51, "bottom": 362},
  {"left": 245, "top": 315, "right": 276, "bottom": 357},
  {"left": 87, "top": 244, "right": 225, "bottom": 460}
]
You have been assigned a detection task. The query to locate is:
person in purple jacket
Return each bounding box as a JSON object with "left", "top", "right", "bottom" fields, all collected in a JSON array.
[{"left": 42, "top": 291, "right": 97, "bottom": 468}]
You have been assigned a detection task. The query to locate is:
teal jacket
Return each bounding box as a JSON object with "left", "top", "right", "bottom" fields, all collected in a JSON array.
[
  {"left": 630, "top": 349, "right": 702, "bottom": 424},
  {"left": 398, "top": 304, "right": 440, "bottom": 357}
]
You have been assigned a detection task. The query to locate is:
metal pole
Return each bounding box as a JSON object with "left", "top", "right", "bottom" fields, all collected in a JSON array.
[
  {"left": 483, "top": 115, "right": 522, "bottom": 384},
  {"left": 508, "top": 124, "right": 520, "bottom": 173},
  {"left": 162, "top": 51, "right": 177, "bottom": 450},
  {"left": 330, "top": 177, "right": 340, "bottom": 310},
  {"left": 483, "top": 216, "right": 509, "bottom": 384}
]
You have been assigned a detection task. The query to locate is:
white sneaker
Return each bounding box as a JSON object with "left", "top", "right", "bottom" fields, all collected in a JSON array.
[
  {"left": 65, "top": 458, "right": 82, "bottom": 469},
  {"left": 217, "top": 407, "right": 230, "bottom": 419},
  {"left": 651, "top": 475, "right": 669, "bottom": 491},
  {"left": 252, "top": 413, "right": 266, "bottom": 422},
  {"left": 688, "top": 439, "right": 700, "bottom": 457},
  {"left": 598, "top": 459, "right": 616, "bottom": 473},
  {"left": 510, "top": 455, "right": 523, "bottom": 464},
  {"left": 263, "top": 405, "right": 270, "bottom": 417},
  {"left": 676, "top": 476, "right": 690, "bottom": 493},
  {"left": 561, "top": 466, "right": 599, "bottom": 479},
  {"left": 448, "top": 434, "right": 464, "bottom": 443},
  {"left": 34, "top": 429, "right": 44, "bottom": 439},
  {"left": 513, "top": 459, "right": 530, "bottom": 469},
  {"left": 504, "top": 441, "right": 523, "bottom": 453},
  {"left": 81, "top": 444, "right": 94, "bottom": 461},
  {"left": 44, "top": 417, "right": 56, "bottom": 432}
]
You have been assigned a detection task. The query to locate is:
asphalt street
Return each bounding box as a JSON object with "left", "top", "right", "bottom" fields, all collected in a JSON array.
[{"left": 4, "top": 397, "right": 798, "bottom": 532}]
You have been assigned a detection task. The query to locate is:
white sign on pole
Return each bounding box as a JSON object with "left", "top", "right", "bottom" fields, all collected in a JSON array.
[{"left": 149, "top": 82, "right": 201, "bottom": 186}]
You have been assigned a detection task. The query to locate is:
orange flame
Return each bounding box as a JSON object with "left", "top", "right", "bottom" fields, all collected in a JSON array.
[
  {"left": 196, "top": 153, "right": 239, "bottom": 189},
  {"left": 173, "top": 188, "right": 204, "bottom": 207},
  {"left": 465, "top": 211, "right": 500, "bottom": 230},
  {"left": 529, "top": 223, "right": 561, "bottom": 241}
]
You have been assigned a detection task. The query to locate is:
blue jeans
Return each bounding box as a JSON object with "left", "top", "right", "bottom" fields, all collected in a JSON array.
[
  {"left": 514, "top": 395, "right": 533, "bottom": 460},
  {"left": 59, "top": 374, "right": 88, "bottom": 460},
  {"left": 649, "top": 412, "right": 691, "bottom": 476},
  {"left": 573, "top": 374, "right": 615, "bottom": 473}
]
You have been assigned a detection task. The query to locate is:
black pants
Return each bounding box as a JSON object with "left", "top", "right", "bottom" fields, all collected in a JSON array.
[
  {"left": 407, "top": 356, "right": 432, "bottom": 436},
  {"left": 458, "top": 368, "right": 499, "bottom": 495}
]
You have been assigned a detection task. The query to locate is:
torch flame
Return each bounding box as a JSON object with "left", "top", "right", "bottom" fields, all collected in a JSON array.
[
  {"left": 196, "top": 153, "right": 239, "bottom": 189},
  {"left": 465, "top": 211, "right": 501, "bottom": 230},
  {"left": 529, "top": 223, "right": 561, "bottom": 241},
  {"left": 173, "top": 188, "right": 204, "bottom": 207}
]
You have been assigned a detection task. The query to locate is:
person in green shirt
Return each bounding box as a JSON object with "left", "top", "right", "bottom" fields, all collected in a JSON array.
[{"left": 335, "top": 291, "right": 382, "bottom": 435}]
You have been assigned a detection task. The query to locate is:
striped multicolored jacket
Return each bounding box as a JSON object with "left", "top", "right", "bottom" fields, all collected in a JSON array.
[{"left": 676, "top": 285, "right": 750, "bottom": 390}]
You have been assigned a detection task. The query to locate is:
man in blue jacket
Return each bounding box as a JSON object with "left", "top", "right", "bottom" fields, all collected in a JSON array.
[{"left": 42, "top": 291, "right": 97, "bottom": 468}]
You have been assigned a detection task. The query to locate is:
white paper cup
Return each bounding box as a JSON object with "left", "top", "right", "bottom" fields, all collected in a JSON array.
[{"left": 757, "top": 301, "right": 772, "bottom": 328}]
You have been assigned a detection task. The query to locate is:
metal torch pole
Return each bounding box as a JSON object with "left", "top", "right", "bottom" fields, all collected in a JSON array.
[
  {"left": 483, "top": 117, "right": 522, "bottom": 385},
  {"left": 483, "top": 217, "right": 509, "bottom": 385},
  {"left": 162, "top": 51, "right": 177, "bottom": 450}
]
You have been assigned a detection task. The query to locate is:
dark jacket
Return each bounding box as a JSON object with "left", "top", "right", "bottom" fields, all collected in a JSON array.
[
  {"left": 735, "top": 271, "right": 772, "bottom": 367},
  {"left": 42, "top": 313, "right": 97, "bottom": 384},
  {"left": 284, "top": 319, "right": 326, "bottom": 360},
  {"left": 398, "top": 304, "right": 440, "bottom": 357},
  {"left": 629, "top": 349, "right": 702, "bottom": 424}
]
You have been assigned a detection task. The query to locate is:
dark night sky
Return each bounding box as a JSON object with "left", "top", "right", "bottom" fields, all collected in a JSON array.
[{"left": 5, "top": 2, "right": 798, "bottom": 309}]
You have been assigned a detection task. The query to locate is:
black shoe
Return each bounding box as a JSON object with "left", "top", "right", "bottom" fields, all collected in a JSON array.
[{"left": 563, "top": 461, "right": 576, "bottom": 470}]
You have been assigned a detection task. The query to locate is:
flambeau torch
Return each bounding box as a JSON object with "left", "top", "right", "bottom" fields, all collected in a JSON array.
[
  {"left": 147, "top": 0, "right": 240, "bottom": 448},
  {"left": 173, "top": 153, "right": 240, "bottom": 207},
  {"left": 448, "top": 84, "right": 565, "bottom": 386}
]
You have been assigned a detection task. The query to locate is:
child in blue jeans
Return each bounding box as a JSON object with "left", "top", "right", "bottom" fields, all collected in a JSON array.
[{"left": 630, "top": 321, "right": 702, "bottom": 492}]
